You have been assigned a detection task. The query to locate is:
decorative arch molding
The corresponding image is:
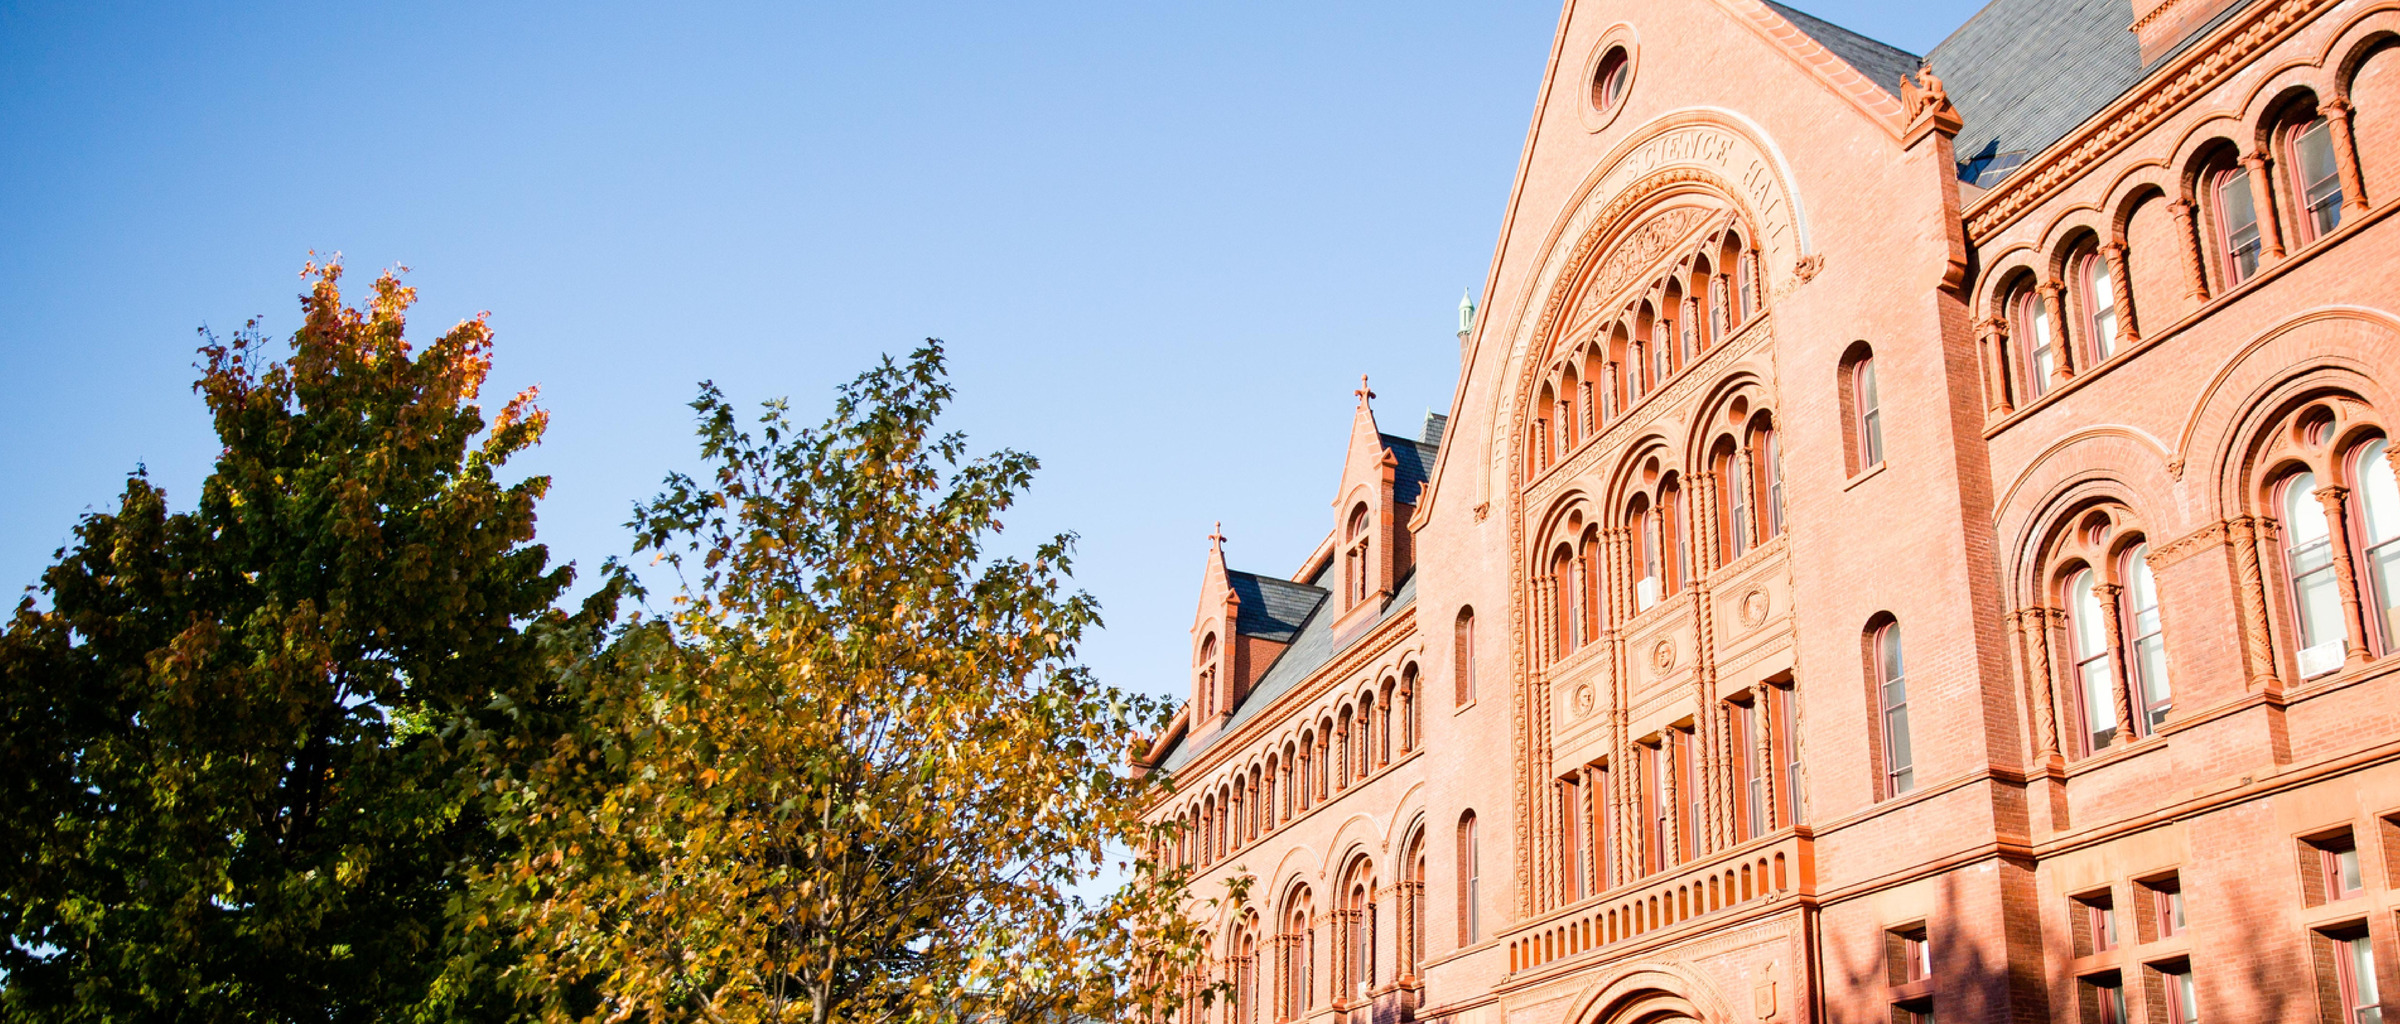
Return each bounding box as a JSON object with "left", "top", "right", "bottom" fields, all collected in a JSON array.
[
  {"left": 2003, "top": 474, "right": 2161, "bottom": 599},
  {"left": 1323, "top": 813, "right": 1389, "bottom": 874},
  {"left": 2171, "top": 307, "right": 2400, "bottom": 503},
  {"left": 1561, "top": 963, "right": 1735, "bottom": 1024},
  {"left": 1994, "top": 425, "right": 2178, "bottom": 543}
]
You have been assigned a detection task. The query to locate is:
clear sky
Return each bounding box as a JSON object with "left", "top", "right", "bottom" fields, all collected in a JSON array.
[{"left": 1, "top": 1, "right": 1983, "bottom": 705}]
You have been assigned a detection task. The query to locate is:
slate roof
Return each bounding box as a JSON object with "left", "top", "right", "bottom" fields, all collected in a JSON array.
[
  {"left": 1765, "top": 1, "right": 1924, "bottom": 97},
  {"left": 1924, "top": 0, "right": 2256, "bottom": 187},
  {"left": 1383, "top": 434, "right": 1439, "bottom": 506},
  {"left": 1420, "top": 411, "right": 1450, "bottom": 446},
  {"left": 1160, "top": 572, "right": 1417, "bottom": 772},
  {"left": 1225, "top": 571, "right": 1328, "bottom": 644}
]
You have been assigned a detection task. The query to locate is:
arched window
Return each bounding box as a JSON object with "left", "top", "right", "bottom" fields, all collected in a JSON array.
[
  {"left": 2284, "top": 471, "right": 2347, "bottom": 677},
  {"left": 1633, "top": 496, "right": 1662, "bottom": 611},
  {"left": 2074, "top": 243, "right": 2119, "bottom": 364},
  {"left": 1457, "top": 812, "right": 1481, "bottom": 944},
  {"left": 2356, "top": 440, "right": 2400, "bottom": 650},
  {"left": 1454, "top": 608, "right": 1476, "bottom": 706},
  {"left": 1233, "top": 923, "right": 1259, "bottom": 1024},
  {"left": 2123, "top": 544, "right": 2171, "bottom": 732},
  {"left": 1554, "top": 543, "right": 1581, "bottom": 656},
  {"left": 2210, "top": 153, "right": 2265, "bottom": 285},
  {"left": 1279, "top": 889, "right": 1314, "bottom": 1020},
  {"left": 1853, "top": 351, "right": 1886, "bottom": 468},
  {"left": 2067, "top": 568, "right": 2120, "bottom": 753},
  {"left": 1753, "top": 415, "right": 1785, "bottom": 541},
  {"left": 1871, "top": 620, "right": 1913, "bottom": 797},
  {"left": 1197, "top": 633, "right": 1219, "bottom": 720},
  {"left": 1400, "top": 829, "right": 1427, "bottom": 979},
  {"left": 1558, "top": 369, "right": 1579, "bottom": 453},
  {"left": 1345, "top": 504, "right": 1372, "bottom": 609},
  {"left": 1399, "top": 664, "right": 1420, "bottom": 752},
  {"left": 1708, "top": 275, "right": 1731, "bottom": 344},
  {"left": 1339, "top": 860, "right": 1376, "bottom": 1002},
  {"left": 1579, "top": 527, "right": 1603, "bottom": 642},
  {"left": 2012, "top": 282, "right": 2057, "bottom": 399},
  {"left": 2285, "top": 110, "right": 2345, "bottom": 242},
  {"left": 1662, "top": 480, "right": 1688, "bottom": 596}
]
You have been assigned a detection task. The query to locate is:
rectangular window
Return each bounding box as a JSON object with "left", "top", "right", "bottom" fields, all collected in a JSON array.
[
  {"left": 1768, "top": 683, "right": 1800, "bottom": 827},
  {"left": 1731, "top": 698, "right": 1763, "bottom": 843},
  {"left": 1559, "top": 774, "right": 1586, "bottom": 904},
  {"left": 2141, "top": 874, "right": 2185, "bottom": 942},
  {"left": 2324, "top": 927, "right": 2385, "bottom": 1024},
  {"left": 2159, "top": 963, "right": 2199, "bottom": 1024},
  {"left": 1672, "top": 726, "right": 1697, "bottom": 863},
  {"left": 1640, "top": 742, "right": 1665, "bottom": 876},
  {"left": 2074, "top": 891, "right": 2119, "bottom": 955},
  {"left": 1890, "top": 925, "right": 1931, "bottom": 983},
  {"left": 2081, "top": 974, "right": 2128, "bottom": 1024},
  {"left": 1591, "top": 762, "right": 1613, "bottom": 894},
  {"left": 1875, "top": 625, "right": 1914, "bottom": 797},
  {"left": 2329, "top": 832, "right": 2368, "bottom": 901}
]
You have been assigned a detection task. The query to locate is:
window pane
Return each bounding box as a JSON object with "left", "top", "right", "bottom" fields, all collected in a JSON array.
[
  {"left": 2223, "top": 168, "right": 2261, "bottom": 282},
  {"left": 2360, "top": 441, "right": 2400, "bottom": 544},
  {"left": 2298, "top": 118, "right": 2344, "bottom": 236},
  {"left": 1881, "top": 623, "right": 1905, "bottom": 681},
  {"left": 2287, "top": 472, "right": 2330, "bottom": 546},
  {"left": 2071, "top": 571, "right": 2109, "bottom": 655},
  {"left": 2088, "top": 256, "right": 2117, "bottom": 359},
  {"left": 2084, "top": 658, "right": 2118, "bottom": 747}
]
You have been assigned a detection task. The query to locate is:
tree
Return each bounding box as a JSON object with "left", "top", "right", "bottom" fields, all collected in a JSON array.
[
  {"left": 0, "top": 263, "right": 595, "bottom": 1021},
  {"left": 478, "top": 344, "right": 1205, "bottom": 1023}
]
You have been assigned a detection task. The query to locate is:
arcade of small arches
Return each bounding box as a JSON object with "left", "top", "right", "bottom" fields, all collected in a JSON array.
[
  {"left": 1976, "top": 26, "right": 2400, "bottom": 421},
  {"left": 1526, "top": 216, "right": 1768, "bottom": 483},
  {"left": 1179, "top": 826, "right": 1434, "bottom": 1024},
  {"left": 1157, "top": 662, "right": 1425, "bottom": 876}
]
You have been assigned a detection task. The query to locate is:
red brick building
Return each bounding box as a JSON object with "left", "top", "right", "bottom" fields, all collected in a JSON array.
[{"left": 1134, "top": 0, "right": 2400, "bottom": 1020}]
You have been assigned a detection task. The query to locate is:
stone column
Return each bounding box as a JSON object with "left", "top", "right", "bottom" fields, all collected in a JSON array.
[
  {"left": 2170, "top": 199, "right": 2211, "bottom": 302},
  {"left": 2094, "top": 582, "right": 2140, "bottom": 737},
  {"left": 2040, "top": 279, "right": 2075, "bottom": 384},
  {"left": 2015, "top": 607, "right": 2063, "bottom": 763},
  {"left": 2242, "top": 151, "right": 2287, "bottom": 261},
  {"left": 2102, "top": 240, "right": 2140, "bottom": 345},
  {"left": 2315, "top": 485, "right": 2373, "bottom": 668},
  {"left": 2230, "top": 516, "right": 2283, "bottom": 690},
  {"left": 1978, "top": 317, "right": 2014, "bottom": 415},
  {"left": 2323, "top": 99, "right": 2371, "bottom": 215}
]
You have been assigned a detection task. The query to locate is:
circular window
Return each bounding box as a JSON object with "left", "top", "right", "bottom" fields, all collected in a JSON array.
[{"left": 1592, "top": 47, "right": 1630, "bottom": 113}]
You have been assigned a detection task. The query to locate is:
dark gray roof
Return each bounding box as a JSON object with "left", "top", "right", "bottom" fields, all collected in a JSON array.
[
  {"left": 1383, "top": 434, "right": 1438, "bottom": 506},
  {"left": 1160, "top": 572, "right": 1417, "bottom": 772},
  {"left": 1766, "top": 1, "right": 1923, "bottom": 99},
  {"left": 1419, "top": 411, "right": 1449, "bottom": 446},
  {"left": 1225, "top": 571, "right": 1328, "bottom": 643},
  {"left": 1928, "top": 0, "right": 2255, "bottom": 187}
]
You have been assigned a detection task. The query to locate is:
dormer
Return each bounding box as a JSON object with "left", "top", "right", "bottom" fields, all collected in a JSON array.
[
  {"left": 1324, "top": 377, "right": 1438, "bottom": 640},
  {"left": 1188, "top": 527, "right": 1326, "bottom": 745}
]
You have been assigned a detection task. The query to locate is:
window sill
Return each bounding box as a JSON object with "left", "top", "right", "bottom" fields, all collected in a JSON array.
[
  {"left": 1453, "top": 698, "right": 1477, "bottom": 716},
  {"left": 1843, "top": 461, "right": 1888, "bottom": 492}
]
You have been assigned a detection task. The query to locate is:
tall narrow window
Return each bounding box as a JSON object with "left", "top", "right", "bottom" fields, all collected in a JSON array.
[
  {"left": 1664, "top": 482, "right": 1688, "bottom": 596},
  {"left": 2216, "top": 162, "right": 2264, "bottom": 284},
  {"left": 1555, "top": 546, "right": 1580, "bottom": 655},
  {"left": 1672, "top": 726, "right": 1697, "bottom": 862},
  {"left": 1580, "top": 530, "right": 1603, "bottom": 643},
  {"left": 1591, "top": 762, "right": 1613, "bottom": 893},
  {"left": 1640, "top": 742, "right": 1666, "bottom": 875},
  {"left": 1767, "top": 683, "right": 1799, "bottom": 827},
  {"left": 2068, "top": 569, "right": 2120, "bottom": 752},
  {"left": 1732, "top": 698, "right": 1763, "bottom": 842},
  {"left": 1855, "top": 355, "right": 1885, "bottom": 467},
  {"left": 1756, "top": 420, "right": 1785, "bottom": 540},
  {"left": 2015, "top": 285, "right": 2056, "bottom": 398},
  {"left": 1874, "top": 622, "right": 1914, "bottom": 796},
  {"left": 1559, "top": 774, "right": 1587, "bottom": 902},
  {"left": 2290, "top": 115, "right": 2345, "bottom": 241},
  {"left": 2335, "top": 930, "right": 2383, "bottom": 1024},
  {"left": 2162, "top": 965, "right": 2199, "bottom": 1024},
  {"left": 2123, "top": 544, "right": 2171, "bottom": 731},
  {"left": 1457, "top": 814, "right": 1480, "bottom": 944},
  {"left": 1454, "top": 608, "right": 1476, "bottom": 706},
  {"left": 2284, "top": 471, "right": 2347, "bottom": 676},
  {"left": 1345, "top": 505, "right": 1372, "bottom": 609},
  {"left": 1636, "top": 501, "right": 1662, "bottom": 611},
  {"left": 1198, "top": 633, "right": 1219, "bottom": 720},
  {"left": 2080, "top": 249, "right": 2118, "bottom": 362},
  {"left": 2356, "top": 440, "right": 2400, "bottom": 650}
]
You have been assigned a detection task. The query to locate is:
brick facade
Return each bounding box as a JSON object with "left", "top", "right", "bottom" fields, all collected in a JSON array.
[{"left": 1137, "top": 1, "right": 2400, "bottom": 1021}]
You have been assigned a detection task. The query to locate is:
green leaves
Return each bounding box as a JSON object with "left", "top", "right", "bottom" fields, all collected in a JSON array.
[
  {"left": 481, "top": 343, "right": 1200, "bottom": 1024},
  {"left": 0, "top": 263, "right": 588, "bottom": 1022}
]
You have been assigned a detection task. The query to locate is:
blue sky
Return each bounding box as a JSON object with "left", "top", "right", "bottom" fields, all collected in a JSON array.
[{"left": 0, "top": 1, "right": 1982, "bottom": 703}]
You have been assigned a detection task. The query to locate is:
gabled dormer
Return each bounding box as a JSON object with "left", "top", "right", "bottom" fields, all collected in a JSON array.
[
  {"left": 1324, "top": 377, "right": 1437, "bottom": 641},
  {"left": 1187, "top": 526, "right": 1326, "bottom": 746}
]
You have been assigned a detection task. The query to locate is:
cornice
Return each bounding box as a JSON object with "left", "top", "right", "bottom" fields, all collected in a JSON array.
[{"left": 1961, "top": 0, "right": 2335, "bottom": 243}]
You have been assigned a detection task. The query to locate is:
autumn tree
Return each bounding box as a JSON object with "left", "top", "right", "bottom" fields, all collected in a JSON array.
[
  {"left": 0, "top": 264, "right": 602, "bottom": 1021},
  {"left": 479, "top": 344, "right": 1205, "bottom": 1023}
]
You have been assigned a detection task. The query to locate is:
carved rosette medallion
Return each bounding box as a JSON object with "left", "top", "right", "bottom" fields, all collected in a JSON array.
[{"left": 1651, "top": 638, "right": 1677, "bottom": 672}]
